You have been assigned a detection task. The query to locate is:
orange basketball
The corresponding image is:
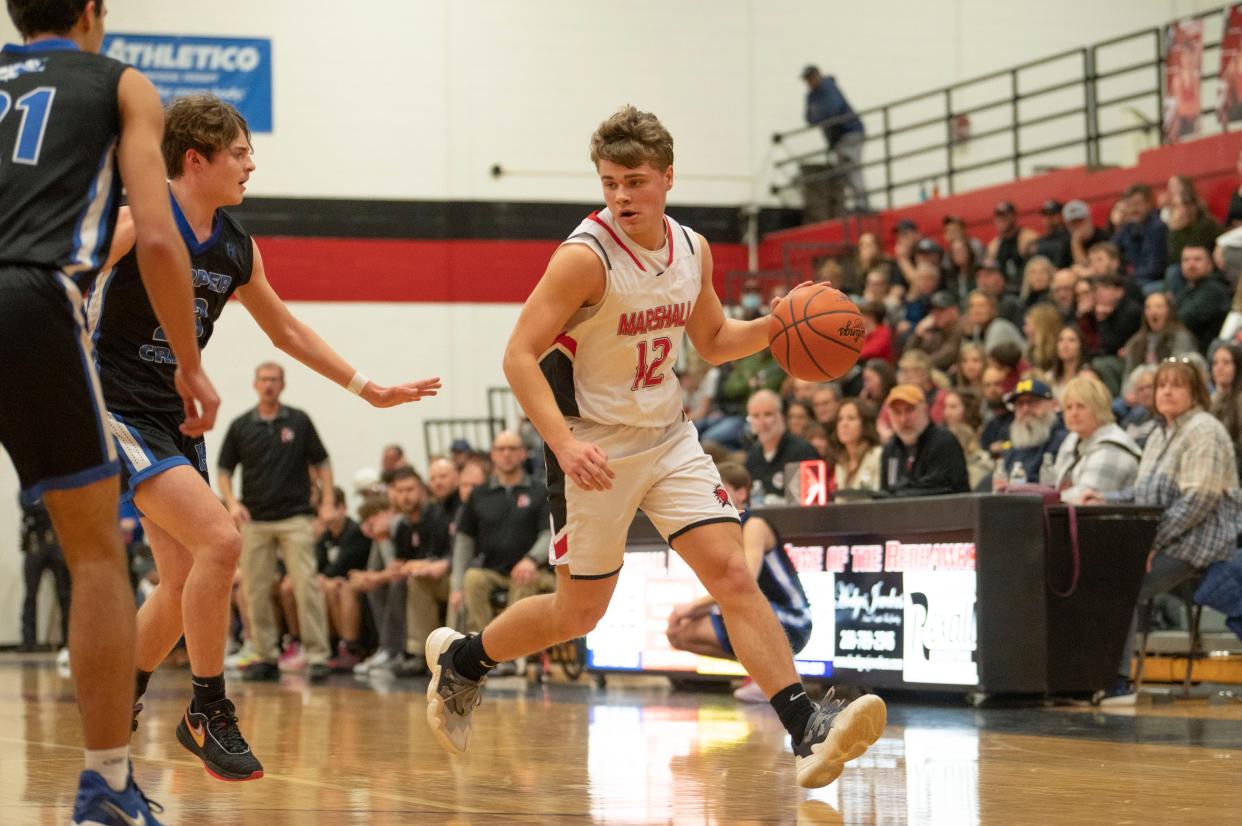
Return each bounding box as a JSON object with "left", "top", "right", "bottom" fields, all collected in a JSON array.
[{"left": 767, "top": 284, "right": 864, "bottom": 381}]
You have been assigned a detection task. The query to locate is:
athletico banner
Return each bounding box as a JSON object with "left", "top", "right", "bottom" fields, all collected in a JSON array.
[{"left": 102, "top": 34, "right": 273, "bottom": 132}]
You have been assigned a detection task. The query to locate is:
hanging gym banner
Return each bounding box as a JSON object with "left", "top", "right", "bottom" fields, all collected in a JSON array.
[
  {"left": 1163, "top": 18, "right": 1203, "bottom": 143},
  {"left": 1219, "top": 5, "right": 1242, "bottom": 127}
]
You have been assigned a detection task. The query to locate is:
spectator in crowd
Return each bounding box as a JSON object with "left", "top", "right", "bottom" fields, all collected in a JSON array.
[
  {"left": 815, "top": 258, "right": 847, "bottom": 290},
  {"left": 218, "top": 363, "right": 334, "bottom": 682},
  {"left": 314, "top": 487, "right": 374, "bottom": 672},
  {"left": 860, "top": 359, "right": 897, "bottom": 441},
  {"left": 1034, "top": 200, "right": 1072, "bottom": 268},
  {"left": 1114, "top": 183, "right": 1168, "bottom": 294},
  {"left": 953, "top": 342, "right": 986, "bottom": 395},
  {"left": 1226, "top": 148, "right": 1242, "bottom": 227},
  {"left": 1024, "top": 303, "right": 1064, "bottom": 378},
  {"left": 785, "top": 400, "right": 815, "bottom": 440},
  {"left": 1050, "top": 325, "right": 1087, "bottom": 401},
  {"left": 986, "top": 341, "right": 1025, "bottom": 391},
  {"left": 451, "top": 433, "right": 553, "bottom": 674},
  {"left": 745, "top": 390, "right": 820, "bottom": 503},
  {"left": 427, "top": 457, "right": 463, "bottom": 526},
  {"left": 1064, "top": 200, "right": 1110, "bottom": 267},
  {"left": 811, "top": 382, "right": 843, "bottom": 429},
  {"left": 800, "top": 422, "right": 827, "bottom": 460},
  {"left": 1084, "top": 240, "right": 1122, "bottom": 280},
  {"left": 786, "top": 378, "right": 820, "bottom": 406},
  {"left": 944, "top": 235, "right": 978, "bottom": 300},
  {"left": 665, "top": 462, "right": 812, "bottom": 705},
  {"left": 905, "top": 292, "right": 963, "bottom": 372},
  {"left": 986, "top": 201, "right": 1037, "bottom": 287},
  {"left": 18, "top": 498, "right": 70, "bottom": 653},
  {"left": 1165, "top": 177, "right": 1221, "bottom": 270},
  {"left": 996, "top": 378, "right": 1067, "bottom": 484},
  {"left": 1122, "top": 291, "right": 1197, "bottom": 375},
  {"left": 448, "top": 439, "right": 476, "bottom": 471},
  {"left": 1019, "top": 256, "right": 1056, "bottom": 310},
  {"left": 858, "top": 301, "right": 895, "bottom": 364},
  {"left": 381, "top": 444, "right": 409, "bottom": 475},
  {"left": 1074, "top": 274, "right": 1103, "bottom": 356},
  {"left": 1050, "top": 268, "right": 1078, "bottom": 323},
  {"left": 700, "top": 347, "right": 786, "bottom": 449},
  {"left": 1211, "top": 343, "right": 1242, "bottom": 473},
  {"left": 943, "top": 214, "right": 983, "bottom": 258},
  {"left": 1051, "top": 376, "right": 1141, "bottom": 503},
  {"left": 802, "top": 64, "right": 867, "bottom": 210},
  {"left": 392, "top": 466, "right": 452, "bottom": 676},
  {"left": 975, "top": 259, "right": 1025, "bottom": 326},
  {"left": 1118, "top": 364, "right": 1160, "bottom": 449},
  {"left": 1175, "top": 243, "right": 1230, "bottom": 353},
  {"left": 1092, "top": 274, "right": 1143, "bottom": 357},
  {"left": 853, "top": 232, "right": 889, "bottom": 286},
  {"left": 966, "top": 290, "right": 1026, "bottom": 353},
  {"left": 829, "top": 399, "right": 883, "bottom": 491},
  {"left": 898, "top": 262, "right": 941, "bottom": 337},
  {"left": 942, "top": 388, "right": 983, "bottom": 434},
  {"left": 342, "top": 494, "right": 400, "bottom": 674},
  {"left": 1087, "top": 359, "right": 1242, "bottom": 702},
  {"left": 879, "top": 385, "right": 970, "bottom": 496},
  {"left": 861, "top": 266, "right": 904, "bottom": 322},
  {"left": 897, "top": 349, "right": 946, "bottom": 424},
  {"left": 457, "top": 457, "right": 489, "bottom": 505},
  {"left": 949, "top": 423, "right": 994, "bottom": 491},
  {"left": 980, "top": 365, "right": 1014, "bottom": 458}
]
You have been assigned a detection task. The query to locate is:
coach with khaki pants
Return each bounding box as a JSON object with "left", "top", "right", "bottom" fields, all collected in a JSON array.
[{"left": 217, "top": 363, "right": 335, "bottom": 681}]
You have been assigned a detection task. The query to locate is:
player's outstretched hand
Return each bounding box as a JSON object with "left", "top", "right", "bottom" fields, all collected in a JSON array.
[
  {"left": 361, "top": 377, "right": 443, "bottom": 408},
  {"left": 555, "top": 438, "right": 615, "bottom": 491},
  {"left": 175, "top": 365, "right": 220, "bottom": 436}
]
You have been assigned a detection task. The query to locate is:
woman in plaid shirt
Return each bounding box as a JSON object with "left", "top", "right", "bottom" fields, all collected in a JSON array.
[{"left": 1085, "top": 359, "right": 1242, "bottom": 701}]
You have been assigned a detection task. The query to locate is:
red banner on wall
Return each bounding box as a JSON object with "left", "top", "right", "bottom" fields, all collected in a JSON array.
[
  {"left": 1219, "top": 5, "right": 1242, "bottom": 127},
  {"left": 1164, "top": 18, "right": 1204, "bottom": 143}
]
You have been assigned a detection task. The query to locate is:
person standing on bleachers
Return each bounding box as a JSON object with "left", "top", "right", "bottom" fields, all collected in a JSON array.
[
  {"left": 1114, "top": 183, "right": 1168, "bottom": 295},
  {"left": 802, "top": 64, "right": 867, "bottom": 211}
]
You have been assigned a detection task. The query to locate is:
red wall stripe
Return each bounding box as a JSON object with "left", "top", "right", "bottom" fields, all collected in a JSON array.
[{"left": 256, "top": 237, "right": 748, "bottom": 303}]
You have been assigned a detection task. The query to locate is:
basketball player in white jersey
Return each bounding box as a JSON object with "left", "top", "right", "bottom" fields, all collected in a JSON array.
[{"left": 426, "top": 106, "right": 886, "bottom": 789}]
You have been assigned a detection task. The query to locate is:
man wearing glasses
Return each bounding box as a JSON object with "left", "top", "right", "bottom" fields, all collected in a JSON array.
[{"left": 447, "top": 431, "right": 553, "bottom": 674}]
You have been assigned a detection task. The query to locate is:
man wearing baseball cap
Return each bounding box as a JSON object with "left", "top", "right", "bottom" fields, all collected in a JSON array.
[
  {"left": 986, "top": 200, "right": 1037, "bottom": 287},
  {"left": 1062, "top": 200, "right": 1109, "bottom": 267},
  {"left": 801, "top": 64, "right": 867, "bottom": 210},
  {"left": 878, "top": 385, "right": 969, "bottom": 496},
  {"left": 996, "top": 378, "right": 1067, "bottom": 485},
  {"left": 905, "top": 292, "right": 964, "bottom": 372},
  {"left": 1034, "top": 199, "right": 1072, "bottom": 268}
]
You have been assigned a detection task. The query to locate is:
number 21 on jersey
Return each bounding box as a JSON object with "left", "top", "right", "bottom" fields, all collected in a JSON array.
[
  {"left": 0, "top": 87, "right": 55, "bottom": 165},
  {"left": 632, "top": 337, "right": 670, "bottom": 391}
]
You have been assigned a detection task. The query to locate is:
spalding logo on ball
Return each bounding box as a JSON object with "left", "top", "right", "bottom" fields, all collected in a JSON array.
[{"left": 767, "top": 284, "right": 865, "bottom": 382}]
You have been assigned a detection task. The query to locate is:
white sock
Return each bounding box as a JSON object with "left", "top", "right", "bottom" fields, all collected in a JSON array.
[{"left": 84, "top": 746, "right": 130, "bottom": 792}]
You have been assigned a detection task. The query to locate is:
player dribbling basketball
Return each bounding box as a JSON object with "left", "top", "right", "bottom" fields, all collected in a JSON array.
[{"left": 426, "top": 105, "right": 886, "bottom": 789}]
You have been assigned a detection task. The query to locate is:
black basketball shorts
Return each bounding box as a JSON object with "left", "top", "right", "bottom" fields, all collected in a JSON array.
[
  {"left": 0, "top": 266, "right": 119, "bottom": 504},
  {"left": 105, "top": 408, "right": 208, "bottom": 503}
]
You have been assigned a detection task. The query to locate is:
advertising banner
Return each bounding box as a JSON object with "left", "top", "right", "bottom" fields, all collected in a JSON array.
[
  {"left": 1219, "top": 5, "right": 1242, "bottom": 127},
  {"left": 102, "top": 34, "right": 273, "bottom": 132}
]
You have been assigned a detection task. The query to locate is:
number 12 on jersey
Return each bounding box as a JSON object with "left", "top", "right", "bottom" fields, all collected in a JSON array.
[{"left": 632, "top": 337, "right": 671, "bottom": 391}]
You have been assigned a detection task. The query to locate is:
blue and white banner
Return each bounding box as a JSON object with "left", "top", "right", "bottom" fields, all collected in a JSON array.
[{"left": 102, "top": 33, "right": 273, "bottom": 132}]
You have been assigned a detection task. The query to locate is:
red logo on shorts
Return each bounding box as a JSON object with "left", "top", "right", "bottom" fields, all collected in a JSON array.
[{"left": 713, "top": 484, "right": 731, "bottom": 508}]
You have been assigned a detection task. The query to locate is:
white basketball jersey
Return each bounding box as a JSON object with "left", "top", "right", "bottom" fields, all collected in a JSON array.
[{"left": 540, "top": 208, "right": 701, "bottom": 428}]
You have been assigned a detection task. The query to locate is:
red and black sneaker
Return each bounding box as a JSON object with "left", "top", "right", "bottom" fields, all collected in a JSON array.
[{"left": 175, "top": 698, "right": 264, "bottom": 782}]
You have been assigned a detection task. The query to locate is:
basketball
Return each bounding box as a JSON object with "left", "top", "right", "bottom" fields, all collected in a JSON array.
[{"left": 767, "top": 284, "right": 865, "bottom": 381}]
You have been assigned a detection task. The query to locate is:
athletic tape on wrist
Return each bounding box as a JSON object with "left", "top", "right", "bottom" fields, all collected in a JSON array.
[{"left": 347, "top": 372, "right": 369, "bottom": 396}]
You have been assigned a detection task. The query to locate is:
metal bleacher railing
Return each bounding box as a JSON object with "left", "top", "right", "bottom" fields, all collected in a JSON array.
[
  {"left": 421, "top": 387, "right": 524, "bottom": 465},
  {"left": 769, "top": 5, "right": 1232, "bottom": 212}
]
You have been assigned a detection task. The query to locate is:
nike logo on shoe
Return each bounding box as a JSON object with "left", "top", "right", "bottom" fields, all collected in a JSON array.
[
  {"left": 100, "top": 800, "right": 146, "bottom": 825},
  {"left": 186, "top": 712, "right": 207, "bottom": 748}
]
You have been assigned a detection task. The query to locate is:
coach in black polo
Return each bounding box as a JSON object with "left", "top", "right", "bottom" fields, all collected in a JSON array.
[
  {"left": 449, "top": 431, "right": 553, "bottom": 635},
  {"left": 217, "top": 362, "right": 335, "bottom": 681}
]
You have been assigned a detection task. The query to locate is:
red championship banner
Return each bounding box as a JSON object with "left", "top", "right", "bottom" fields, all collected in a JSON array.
[
  {"left": 1219, "top": 5, "right": 1242, "bottom": 127},
  {"left": 1164, "top": 18, "right": 1204, "bottom": 143}
]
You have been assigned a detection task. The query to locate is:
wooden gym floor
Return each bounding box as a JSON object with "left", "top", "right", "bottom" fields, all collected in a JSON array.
[{"left": 1, "top": 653, "right": 1240, "bottom": 825}]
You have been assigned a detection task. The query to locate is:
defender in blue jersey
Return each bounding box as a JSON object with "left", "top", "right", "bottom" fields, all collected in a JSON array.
[
  {"left": 2, "top": 2, "right": 218, "bottom": 822},
  {"left": 665, "top": 462, "right": 813, "bottom": 703},
  {"left": 91, "top": 94, "right": 440, "bottom": 783}
]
